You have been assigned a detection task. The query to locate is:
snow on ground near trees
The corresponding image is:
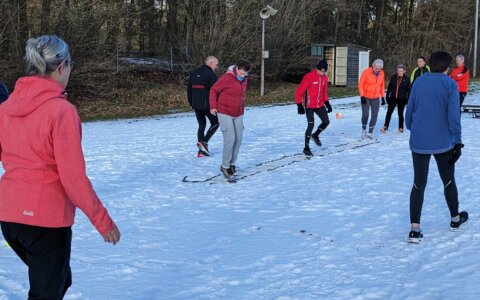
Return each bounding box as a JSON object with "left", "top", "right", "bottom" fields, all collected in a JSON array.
[{"left": 1, "top": 90, "right": 480, "bottom": 299}]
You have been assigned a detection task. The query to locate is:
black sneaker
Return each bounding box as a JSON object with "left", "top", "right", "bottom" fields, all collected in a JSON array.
[
  {"left": 408, "top": 231, "right": 424, "bottom": 243},
  {"left": 229, "top": 165, "right": 236, "bottom": 175},
  {"left": 197, "top": 141, "right": 210, "bottom": 156},
  {"left": 311, "top": 133, "right": 322, "bottom": 146},
  {"left": 220, "top": 166, "right": 232, "bottom": 177},
  {"left": 303, "top": 147, "right": 313, "bottom": 157},
  {"left": 450, "top": 211, "right": 469, "bottom": 231}
]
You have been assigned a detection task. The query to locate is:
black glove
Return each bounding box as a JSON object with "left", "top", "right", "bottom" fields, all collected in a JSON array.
[
  {"left": 297, "top": 103, "right": 305, "bottom": 115},
  {"left": 448, "top": 143, "right": 464, "bottom": 165},
  {"left": 324, "top": 101, "right": 332, "bottom": 113},
  {"left": 461, "top": 66, "right": 469, "bottom": 74},
  {"left": 361, "top": 96, "right": 367, "bottom": 105},
  {"left": 381, "top": 97, "right": 386, "bottom": 105}
]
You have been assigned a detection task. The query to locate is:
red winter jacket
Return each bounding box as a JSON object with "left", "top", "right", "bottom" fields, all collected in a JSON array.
[
  {"left": 0, "top": 76, "right": 115, "bottom": 236},
  {"left": 295, "top": 70, "right": 329, "bottom": 108},
  {"left": 209, "top": 66, "right": 248, "bottom": 117},
  {"left": 450, "top": 65, "right": 470, "bottom": 93}
]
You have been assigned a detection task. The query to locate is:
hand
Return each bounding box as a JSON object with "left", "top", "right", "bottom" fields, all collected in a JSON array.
[
  {"left": 297, "top": 103, "right": 305, "bottom": 115},
  {"left": 210, "top": 109, "right": 217, "bottom": 116},
  {"left": 361, "top": 96, "right": 367, "bottom": 105},
  {"left": 448, "top": 143, "right": 464, "bottom": 165},
  {"left": 103, "top": 224, "right": 121, "bottom": 245},
  {"left": 381, "top": 97, "right": 386, "bottom": 106},
  {"left": 324, "top": 101, "right": 332, "bottom": 113}
]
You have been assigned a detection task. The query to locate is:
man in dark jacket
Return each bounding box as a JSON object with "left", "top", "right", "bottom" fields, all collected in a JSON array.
[
  {"left": 0, "top": 81, "right": 8, "bottom": 103},
  {"left": 187, "top": 56, "right": 219, "bottom": 157},
  {"left": 410, "top": 56, "right": 430, "bottom": 85}
]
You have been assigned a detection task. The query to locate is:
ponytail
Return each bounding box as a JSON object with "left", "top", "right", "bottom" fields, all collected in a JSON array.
[{"left": 25, "top": 35, "right": 70, "bottom": 76}]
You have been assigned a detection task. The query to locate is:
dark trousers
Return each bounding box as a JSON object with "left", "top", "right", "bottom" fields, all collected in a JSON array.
[
  {"left": 195, "top": 109, "right": 219, "bottom": 143},
  {"left": 410, "top": 151, "right": 459, "bottom": 224},
  {"left": 384, "top": 98, "right": 407, "bottom": 129},
  {"left": 459, "top": 92, "right": 467, "bottom": 107},
  {"left": 305, "top": 107, "right": 330, "bottom": 146},
  {"left": 1, "top": 222, "right": 72, "bottom": 300}
]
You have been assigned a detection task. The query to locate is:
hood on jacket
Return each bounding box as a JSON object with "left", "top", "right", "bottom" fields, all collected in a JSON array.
[
  {"left": 227, "top": 65, "right": 236, "bottom": 75},
  {"left": 2, "top": 76, "right": 66, "bottom": 117}
]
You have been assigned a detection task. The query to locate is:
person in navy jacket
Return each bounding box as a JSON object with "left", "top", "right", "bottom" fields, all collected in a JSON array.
[
  {"left": 405, "top": 51, "right": 468, "bottom": 243},
  {"left": 0, "top": 81, "right": 8, "bottom": 103}
]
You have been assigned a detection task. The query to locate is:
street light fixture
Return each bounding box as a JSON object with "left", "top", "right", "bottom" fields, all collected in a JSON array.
[{"left": 260, "top": 5, "right": 277, "bottom": 96}]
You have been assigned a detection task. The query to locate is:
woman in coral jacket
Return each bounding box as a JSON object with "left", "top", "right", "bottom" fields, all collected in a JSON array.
[
  {"left": 210, "top": 59, "right": 251, "bottom": 178},
  {"left": 295, "top": 60, "right": 332, "bottom": 157},
  {"left": 358, "top": 59, "right": 386, "bottom": 139},
  {"left": 0, "top": 35, "right": 120, "bottom": 299},
  {"left": 450, "top": 54, "right": 470, "bottom": 108}
]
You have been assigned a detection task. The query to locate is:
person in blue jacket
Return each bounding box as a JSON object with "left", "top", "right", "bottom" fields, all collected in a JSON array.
[
  {"left": 0, "top": 81, "right": 8, "bottom": 103},
  {"left": 405, "top": 51, "right": 468, "bottom": 243}
]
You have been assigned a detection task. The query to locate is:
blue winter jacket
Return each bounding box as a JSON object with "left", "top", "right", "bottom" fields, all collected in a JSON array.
[
  {"left": 0, "top": 81, "right": 8, "bottom": 103},
  {"left": 405, "top": 72, "right": 461, "bottom": 154}
]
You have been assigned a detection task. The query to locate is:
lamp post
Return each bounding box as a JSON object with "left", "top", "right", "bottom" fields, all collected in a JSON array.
[
  {"left": 259, "top": 5, "right": 277, "bottom": 96},
  {"left": 474, "top": 0, "right": 479, "bottom": 77}
]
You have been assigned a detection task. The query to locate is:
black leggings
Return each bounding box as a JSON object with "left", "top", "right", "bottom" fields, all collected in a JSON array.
[
  {"left": 305, "top": 107, "right": 330, "bottom": 146},
  {"left": 384, "top": 98, "right": 407, "bottom": 129},
  {"left": 1, "top": 222, "right": 72, "bottom": 299},
  {"left": 410, "top": 151, "right": 459, "bottom": 224},
  {"left": 459, "top": 92, "right": 467, "bottom": 107},
  {"left": 195, "top": 109, "right": 219, "bottom": 143}
]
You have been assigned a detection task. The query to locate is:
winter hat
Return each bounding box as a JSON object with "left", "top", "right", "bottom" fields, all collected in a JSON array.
[{"left": 317, "top": 60, "right": 328, "bottom": 71}]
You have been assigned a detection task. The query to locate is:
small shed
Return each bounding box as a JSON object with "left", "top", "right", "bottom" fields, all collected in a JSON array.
[{"left": 309, "top": 43, "right": 370, "bottom": 87}]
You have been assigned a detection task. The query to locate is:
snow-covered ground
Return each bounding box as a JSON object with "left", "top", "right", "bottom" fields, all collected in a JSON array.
[{"left": 1, "top": 89, "right": 479, "bottom": 299}]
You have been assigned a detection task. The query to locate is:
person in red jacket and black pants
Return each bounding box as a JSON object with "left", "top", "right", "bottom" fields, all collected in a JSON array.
[
  {"left": 295, "top": 60, "right": 332, "bottom": 157},
  {"left": 450, "top": 54, "right": 470, "bottom": 109},
  {"left": 210, "top": 59, "right": 251, "bottom": 177}
]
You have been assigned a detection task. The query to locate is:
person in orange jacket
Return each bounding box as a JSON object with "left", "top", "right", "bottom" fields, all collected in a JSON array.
[
  {"left": 295, "top": 60, "right": 332, "bottom": 157},
  {"left": 358, "top": 59, "right": 385, "bottom": 139},
  {"left": 0, "top": 35, "right": 120, "bottom": 299},
  {"left": 449, "top": 54, "right": 470, "bottom": 108}
]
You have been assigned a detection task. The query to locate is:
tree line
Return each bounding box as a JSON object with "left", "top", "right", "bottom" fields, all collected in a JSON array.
[{"left": 0, "top": 0, "right": 476, "bottom": 95}]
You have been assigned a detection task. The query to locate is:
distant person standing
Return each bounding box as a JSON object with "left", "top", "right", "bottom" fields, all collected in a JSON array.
[
  {"left": 358, "top": 59, "right": 385, "bottom": 139},
  {"left": 405, "top": 51, "right": 468, "bottom": 243},
  {"left": 449, "top": 54, "right": 470, "bottom": 108},
  {"left": 0, "top": 80, "right": 8, "bottom": 103},
  {"left": 210, "top": 59, "right": 251, "bottom": 178},
  {"left": 410, "top": 56, "right": 430, "bottom": 85},
  {"left": 0, "top": 35, "right": 120, "bottom": 298},
  {"left": 295, "top": 60, "right": 332, "bottom": 157},
  {"left": 381, "top": 64, "right": 411, "bottom": 133},
  {"left": 187, "top": 56, "right": 219, "bottom": 157}
]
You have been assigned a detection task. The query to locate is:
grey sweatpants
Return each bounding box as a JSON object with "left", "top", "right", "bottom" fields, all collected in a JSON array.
[
  {"left": 217, "top": 113, "right": 244, "bottom": 168},
  {"left": 361, "top": 98, "right": 380, "bottom": 133}
]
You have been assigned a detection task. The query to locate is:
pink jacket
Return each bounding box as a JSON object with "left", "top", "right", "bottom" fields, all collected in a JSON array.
[{"left": 0, "top": 76, "right": 115, "bottom": 236}]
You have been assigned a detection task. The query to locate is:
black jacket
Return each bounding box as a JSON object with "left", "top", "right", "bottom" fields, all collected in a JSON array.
[
  {"left": 386, "top": 74, "right": 410, "bottom": 101},
  {"left": 187, "top": 65, "right": 217, "bottom": 110},
  {"left": 0, "top": 81, "right": 8, "bottom": 103}
]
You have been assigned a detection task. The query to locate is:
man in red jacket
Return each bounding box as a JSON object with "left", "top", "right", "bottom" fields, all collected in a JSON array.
[
  {"left": 295, "top": 60, "right": 332, "bottom": 157},
  {"left": 450, "top": 54, "right": 470, "bottom": 108}
]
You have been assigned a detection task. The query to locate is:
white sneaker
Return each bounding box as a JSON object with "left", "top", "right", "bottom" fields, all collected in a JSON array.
[
  {"left": 367, "top": 133, "right": 375, "bottom": 140},
  {"left": 361, "top": 130, "right": 367, "bottom": 139}
]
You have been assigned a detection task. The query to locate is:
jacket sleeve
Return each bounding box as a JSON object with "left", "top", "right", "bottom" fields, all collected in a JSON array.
[
  {"left": 405, "top": 84, "right": 416, "bottom": 130},
  {"left": 187, "top": 74, "right": 193, "bottom": 106},
  {"left": 295, "top": 74, "right": 310, "bottom": 104},
  {"left": 358, "top": 70, "right": 366, "bottom": 97},
  {"left": 0, "top": 82, "right": 8, "bottom": 103},
  {"left": 52, "top": 107, "right": 115, "bottom": 236},
  {"left": 387, "top": 75, "right": 395, "bottom": 97},
  {"left": 451, "top": 68, "right": 469, "bottom": 82},
  {"left": 447, "top": 83, "right": 462, "bottom": 144},
  {"left": 209, "top": 76, "right": 225, "bottom": 110},
  {"left": 410, "top": 68, "right": 417, "bottom": 84}
]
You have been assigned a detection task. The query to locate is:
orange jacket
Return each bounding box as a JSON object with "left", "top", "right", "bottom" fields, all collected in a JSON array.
[
  {"left": 450, "top": 66, "right": 470, "bottom": 93},
  {"left": 358, "top": 67, "right": 385, "bottom": 99},
  {"left": 0, "top": 76, "right": 115, "bottom": 236}
]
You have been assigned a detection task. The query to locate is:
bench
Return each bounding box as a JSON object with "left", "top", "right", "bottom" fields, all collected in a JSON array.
[{"left": 462, "top": 104, "right": 480, "bottom": 118}]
